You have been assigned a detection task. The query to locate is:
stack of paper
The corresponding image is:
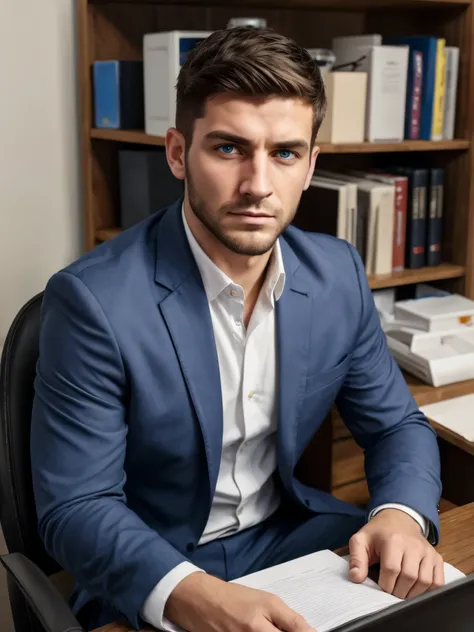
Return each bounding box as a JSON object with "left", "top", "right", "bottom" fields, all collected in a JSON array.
[{"left": 232, "top": 549, "right": 465, "bottom": 632}]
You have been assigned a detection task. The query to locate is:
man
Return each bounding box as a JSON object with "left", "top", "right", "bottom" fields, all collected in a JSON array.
[{"left": 30, "top": 26, "right": 443, "bottom": 632}]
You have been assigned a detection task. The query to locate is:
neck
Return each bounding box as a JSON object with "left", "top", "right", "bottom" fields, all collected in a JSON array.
[{"left": 184, "top": 201, "right": 273, "bottom": 320}]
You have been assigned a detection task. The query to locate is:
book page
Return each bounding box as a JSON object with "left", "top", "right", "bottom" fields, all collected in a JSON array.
[{"left": 232, "top": 550, "right": 400, "bottom": 631}]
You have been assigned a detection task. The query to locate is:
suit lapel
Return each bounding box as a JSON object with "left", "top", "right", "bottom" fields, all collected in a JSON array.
[
  {"left": 276, "top": 238, "right": 316, "bottom": 487},
  {"left": 154, "top": 202, "right": 223, "bottom": 501}
]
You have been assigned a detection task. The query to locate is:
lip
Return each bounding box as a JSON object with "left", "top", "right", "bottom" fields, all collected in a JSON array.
[{"left": 228, "top": 211, "right": 275, "bottom": 223}]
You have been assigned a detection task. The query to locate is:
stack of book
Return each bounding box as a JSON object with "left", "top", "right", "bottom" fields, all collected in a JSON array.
[
  {"left": 330, "top": 34, "right": 459, "bottom": 141},
  {"left": 293, "top": 167, "right": 445, "bottom": 275}
]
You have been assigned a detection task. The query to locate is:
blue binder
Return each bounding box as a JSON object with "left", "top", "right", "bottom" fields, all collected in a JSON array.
[{"left": 93, "top": 60, "right": 144, "bottom": 129}]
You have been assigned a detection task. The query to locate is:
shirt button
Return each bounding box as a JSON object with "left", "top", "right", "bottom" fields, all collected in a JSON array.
[
  {"left": 235, "top": 320, "right": 242, "bottom": 327},
  {"left": 230, "top": 289, "right": 237, "bottom": 297},
  {"left": 248, "top": 391, "right": 254, "bottom": 399}
]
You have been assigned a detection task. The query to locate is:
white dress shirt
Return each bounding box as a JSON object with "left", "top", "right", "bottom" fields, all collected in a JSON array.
[{"left": 140, "top": 207, "right": 428, "bottom": 631}]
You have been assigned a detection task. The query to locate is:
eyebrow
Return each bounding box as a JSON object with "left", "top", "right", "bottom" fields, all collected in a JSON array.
[{"left": 204, "top": 130, "right": 309, "bottom": 152}]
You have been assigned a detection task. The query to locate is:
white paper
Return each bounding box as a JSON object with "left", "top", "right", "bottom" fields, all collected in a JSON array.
[
  {"left": 233, "top": 550, "right": 466, "bottom": 632},
  {"left": 233, "top": 550, "right": 399, "bottom": 631},
  {"left": 443, "top": 561, "right": 466, "bottom": 583},
  {"left": 420, "top": 393, "right": 474, "bottom": 442}
]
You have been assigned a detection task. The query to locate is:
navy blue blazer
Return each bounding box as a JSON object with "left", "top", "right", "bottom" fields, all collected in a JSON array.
[{"left": 30, "top": 199, "right": 441, "bottom": 629}]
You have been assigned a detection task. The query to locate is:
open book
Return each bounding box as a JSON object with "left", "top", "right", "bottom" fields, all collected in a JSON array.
[{"left": 231, "top": 550, "right": 465, "bottom": 632}]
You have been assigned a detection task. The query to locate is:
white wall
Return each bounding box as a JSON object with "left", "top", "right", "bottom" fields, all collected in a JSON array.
[{"left": 0, "top": 0, "right": 82, "bottom": 349}]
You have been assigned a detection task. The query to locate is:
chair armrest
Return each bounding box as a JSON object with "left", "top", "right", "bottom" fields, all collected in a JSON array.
[{"left": 0, "top": 552, "right": 84, "bottom": 632}]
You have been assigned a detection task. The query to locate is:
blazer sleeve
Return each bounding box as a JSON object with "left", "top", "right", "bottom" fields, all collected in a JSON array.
[
  {"left": 30, "top": 271, "right": 190, "bottom": 629},
  {"left": 335, "top": 243, "right": 442, "bottom": 544}
]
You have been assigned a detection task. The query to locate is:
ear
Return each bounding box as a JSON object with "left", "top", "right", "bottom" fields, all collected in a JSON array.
[
  {"left": 165, "top": 128, "right": 186, "bottom": 180},
  {"left": 303, "top": 145, "right": 320, "bottom": 191}
]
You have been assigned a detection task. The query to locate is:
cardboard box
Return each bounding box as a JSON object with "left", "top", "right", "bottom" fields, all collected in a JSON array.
[{"left": 317, "top": 72, "right": 367, "bottom": 143}]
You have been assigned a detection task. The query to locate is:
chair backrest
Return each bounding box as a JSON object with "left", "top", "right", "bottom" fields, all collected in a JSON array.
[{"left": 0, "top": 292, "right": 60, "bottom": 578}]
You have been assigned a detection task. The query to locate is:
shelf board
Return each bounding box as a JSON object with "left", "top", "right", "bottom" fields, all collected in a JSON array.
[
  {"left": 91, "top": 129, "right": 470, "bottom": 154},
  {"left": 318, "top": 139, "right": 470, "bottom": 153},
  {"left": 90, "top": 0, "right": 471, "bottom": 8},
  {"left": 91, "top": 129, "right": 166, "bottom": 146},
  {"left": 367, "top": 263, "right": 465, "bottom": 289}
]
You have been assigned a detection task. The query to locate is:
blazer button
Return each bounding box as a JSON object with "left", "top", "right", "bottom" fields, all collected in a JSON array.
[{"left": 187, "top": 543, "right": 195, "bottom": 552}]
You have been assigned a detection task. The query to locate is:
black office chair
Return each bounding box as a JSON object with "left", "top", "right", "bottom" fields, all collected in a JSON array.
[{"left": 0, "top": 292, "right": 84, "bottom": 632}]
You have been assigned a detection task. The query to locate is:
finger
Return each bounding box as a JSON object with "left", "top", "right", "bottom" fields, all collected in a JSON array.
[
  {"left": 392, "top": 550, "right": 422, "bottom": 599},
  {"left": 269, "top": 598, "right": 315, "bottom": 632},
  {"left": 348, "top": 533, "right": 370, "bottom": 584},
  {"left": 431, "top": 555, "right": 445, "bottom": 591},
  {"left": 378, "top": 540, "right": 403, "bottom": 595},
  {"left": 259, "top": 615, "right": 295, "bottom": 632},
  {"left": 260, "top": 615, "right": 295, "bottom": 632},
  {"left": 405, "top": 555, "right": 434, "bottom": 599}
]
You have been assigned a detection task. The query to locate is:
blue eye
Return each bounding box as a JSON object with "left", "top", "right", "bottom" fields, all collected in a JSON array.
[
  {"left": 278, "top": 150, "right": 295, "bottom": 160},
  {"left": 217, "top": 144, "right": 236, "bottom": 154}
]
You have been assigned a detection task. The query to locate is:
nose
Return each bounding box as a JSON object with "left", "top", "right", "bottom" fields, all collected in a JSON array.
[{"left": 239, "top": 154, "right": 273, "bottom": 201}]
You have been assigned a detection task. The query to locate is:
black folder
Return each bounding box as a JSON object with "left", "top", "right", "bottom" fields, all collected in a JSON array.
[{"left": 333, "top": 572, "right": 474, "bottom": 632}]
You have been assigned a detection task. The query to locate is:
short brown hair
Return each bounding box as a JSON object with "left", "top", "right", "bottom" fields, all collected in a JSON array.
[{"left": 176, "top": 26, "right": 327, "bottom": 149}]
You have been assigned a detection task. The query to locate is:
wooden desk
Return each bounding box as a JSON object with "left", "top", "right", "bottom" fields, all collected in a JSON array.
[
  {"left": 93, "top": 503, "right": 474, "bottom": 632},
  {"left": 436, "top": 501, "right": 474, "bottom": 575},
  {"left": 429, "top": 419, "right": 474, "bottom": 506}
]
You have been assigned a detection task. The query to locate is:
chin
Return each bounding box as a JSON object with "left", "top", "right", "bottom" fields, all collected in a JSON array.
[{"left": 224, "top": 235, "right": 277, "bottom": 257}]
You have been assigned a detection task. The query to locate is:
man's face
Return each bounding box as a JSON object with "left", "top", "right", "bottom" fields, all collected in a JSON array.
[{"left": 169, "top": 94, "right": 319, "bottom": 257}]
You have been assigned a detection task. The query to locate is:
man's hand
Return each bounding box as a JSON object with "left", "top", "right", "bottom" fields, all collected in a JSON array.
[
  {"left": 348, "top": 508, "right": 444, "bottom": 599},
  {"left": 164, "top": 571, "right": 316, "bottom": 632}
]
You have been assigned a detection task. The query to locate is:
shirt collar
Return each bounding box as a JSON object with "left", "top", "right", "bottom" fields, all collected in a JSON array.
[{"left": 181, "top": 204, "right": 285, "bottom": 303}]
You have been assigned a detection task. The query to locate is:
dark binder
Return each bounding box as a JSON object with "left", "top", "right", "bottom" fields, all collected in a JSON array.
[
  {"left": 427, "top": 167, "right": 444, "bottom": 266},
  {"left": 118, "top": 148, "right": 184, "bottom": 229}
]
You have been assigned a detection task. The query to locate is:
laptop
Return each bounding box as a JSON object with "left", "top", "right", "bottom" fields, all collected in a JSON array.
[{"left": 333, "top": 571, "right": 474, "bottom": 631}]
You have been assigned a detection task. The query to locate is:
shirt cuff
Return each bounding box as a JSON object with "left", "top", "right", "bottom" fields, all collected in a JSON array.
[
  {"left": 368, "top": 503, "right": 429, "bottom": 538},
  {"left": 140, "top": 561, "right": 206, "bottom": 631}
]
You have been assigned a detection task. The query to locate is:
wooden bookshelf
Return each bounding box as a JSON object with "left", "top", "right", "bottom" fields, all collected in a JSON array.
[
  {"left": 77, "top": 0, "right": 474, "bottom": 510},
  {"left": 90, "top": 128, "right": 470, "bottom": 153},
  {"left": 90, "top": 0, "right": 472, "bottom": 7},
  {"left": 79, "top": 1, "right": 474, "bottom": 301}
]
